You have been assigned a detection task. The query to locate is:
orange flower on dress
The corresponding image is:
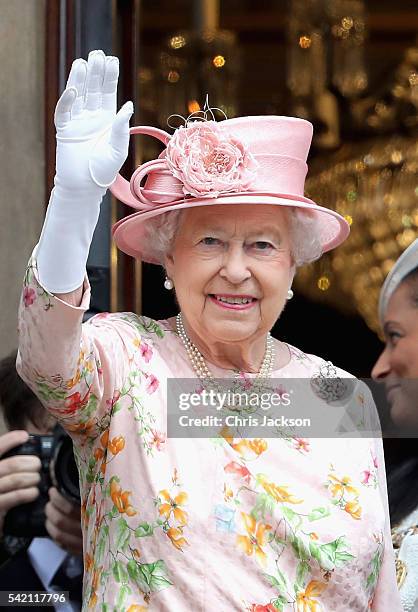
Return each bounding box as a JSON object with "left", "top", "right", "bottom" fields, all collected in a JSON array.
[
  {"left": 236, "top": 512, "right": 272, "bottom": 567},
  {"left": 84, "top": 553, "right": 93, "bottom": 572},
  {"left": 88, "top": 592, "right": 98, "bottom": 609},
  {"left": 110, "top": 479, "right": 137, "bottom": 516},
  {"left": 66, "top": 418, "right": 95, "bottom": 435},
  {"left": 127, "top": 606, "right": 148, "bottom": 612},
  {"left": 328, "top": 474, "right": 359, "bottom": 499},
  {"left": 88, "top": 568, "right": 101, "bottom": 609},
  {"left": 229, "top": 438, "right": 267, "bottom": 460},
  {"left": 220, "top": 426, "right": 233, "bottom": 445},
  {"left": 108, "top": 435, "right": 125, "bottom": 455},
  {"left": 100, "top": 429, "right": 109, "bottom": 448},
  {"left": 96, "top": 429, "right": 116, "bottom": 471},
  {"left": 166, "top": 526, "right": 189, "bottom": 551},
  {"left": 220, "top": 429, "right": 267, "bottom": 459},
  {"left": 81, "top": 499, "right": 88, "bottom": 526},
  {"left": 158, "top": 490, "right": 188, "bottom": 525},
  {"left": 296, "top": 580, "right": 327, "bottom": 611},
  {"left": 247, "top": 439, "right": 268, "bottom": 455},
  {"left": 94, "top": 447, "right": 105, "bottom": 461},
  {"left": 65, "top": 369, "right": 82, "bottom": 390},
  {"left": 230, "top": 439, "right": 252, "bottom": 458},
  {"left": 258, "top": 475, "right": 303, "bottom": 504},
  {"left": 344, "top": 499, "right": 362, "bottom": 520}
]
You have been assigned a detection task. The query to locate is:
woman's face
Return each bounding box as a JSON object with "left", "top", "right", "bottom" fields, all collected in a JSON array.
[
  {"left": 372, "top": 281, "right": 418, "bottom": 428},
  {"left": 165, "top": 204, "right": 294, "bottom": 345}
]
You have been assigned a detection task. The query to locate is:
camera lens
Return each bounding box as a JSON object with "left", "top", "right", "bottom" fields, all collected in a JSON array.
[{"left": 51, "top": 434, "right": 80, "bottom": 504}]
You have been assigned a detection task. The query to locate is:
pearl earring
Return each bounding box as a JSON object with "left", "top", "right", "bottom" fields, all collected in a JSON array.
[
  {"left": 287, "top": 288, "right": 294, "bottom": 300},
  {"left": 164, "top": 277, "right": 174, "bottom": 290}
]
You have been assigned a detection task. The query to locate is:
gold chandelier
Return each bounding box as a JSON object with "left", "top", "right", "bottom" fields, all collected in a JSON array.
[
  {"left": 296, "top": 135, "right": 418, "bottom": 333},
  {"left": 287, "top": 0, "right": 418, "bottom": 332}
]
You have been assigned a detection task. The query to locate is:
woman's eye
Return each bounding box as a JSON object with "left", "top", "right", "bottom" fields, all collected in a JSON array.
[
  {"left": 252, "top": 241, "right": 274, "bottom": 251},
  {"left": 387, "top": 330, "right": 402, "bottom": 345},
  {"left": 201, "top": 237, "right": 221, "bottom": 246}
]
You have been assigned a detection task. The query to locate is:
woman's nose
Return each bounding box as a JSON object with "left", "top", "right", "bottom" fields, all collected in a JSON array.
[
  {"left": 371, "top": 347, "right": 391, "bottom": 380},
  {"left": 219, "top": 246, "right": 252, "bottom": 284}
]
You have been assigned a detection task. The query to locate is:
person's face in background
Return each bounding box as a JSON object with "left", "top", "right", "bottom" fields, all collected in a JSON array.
[{"left": 372, "top": 280, "right": 418, "bottom": 429}]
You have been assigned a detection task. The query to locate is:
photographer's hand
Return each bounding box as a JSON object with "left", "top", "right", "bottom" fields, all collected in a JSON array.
[
  {"left": 45, "top": 487, "right": 83, "bottom": 555},
  {"left": 0, "top": 431, "right": 41, "bottom": 537}
]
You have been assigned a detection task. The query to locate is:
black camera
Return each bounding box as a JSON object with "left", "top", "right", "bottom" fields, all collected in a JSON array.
[{"left": 2, "top": 425, "right": 80, "bottom": 537}]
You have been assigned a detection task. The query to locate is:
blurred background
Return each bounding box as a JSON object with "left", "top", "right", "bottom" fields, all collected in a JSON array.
[{"left": 1, "top": 0, "right": 418, "bottom": 378}]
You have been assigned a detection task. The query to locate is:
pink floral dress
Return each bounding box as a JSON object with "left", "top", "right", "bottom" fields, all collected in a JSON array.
[{"left": 17, "top": 256, "right": 401, "bottom": 611}]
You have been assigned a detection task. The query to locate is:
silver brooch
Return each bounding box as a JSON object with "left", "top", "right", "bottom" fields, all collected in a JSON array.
[{"left": 310, "top": 361, "right": 355, "bottom": 405}]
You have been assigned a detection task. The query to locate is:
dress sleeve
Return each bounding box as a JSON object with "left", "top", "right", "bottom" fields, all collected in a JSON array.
[
  {"left": 371, "top": 435, "right": 403, "bottom": 611},
  {"left": 17, "top": 253, "right": 144, "bottom": 444}
]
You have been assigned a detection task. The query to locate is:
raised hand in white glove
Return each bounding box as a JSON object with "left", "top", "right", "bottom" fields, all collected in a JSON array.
[{"left": 37, "top": 50, "right": 133, "bottom": 294}]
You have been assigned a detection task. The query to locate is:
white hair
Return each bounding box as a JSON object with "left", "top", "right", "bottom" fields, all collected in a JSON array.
[{"left": 142, "top": 206, "right": 323, "bottom": 267}]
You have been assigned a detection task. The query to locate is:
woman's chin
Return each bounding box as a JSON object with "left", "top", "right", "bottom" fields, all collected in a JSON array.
[
  {"left": 202, "top": 319, "right": 261, "bottom": 343},
  {"left": 390, "top": 399, "right": 418, "bottom": 431}
]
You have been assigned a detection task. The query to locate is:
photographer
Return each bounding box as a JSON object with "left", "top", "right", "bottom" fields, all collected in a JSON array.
[{"left": 0, "top": 351, "right": 82, "bottom": 610}]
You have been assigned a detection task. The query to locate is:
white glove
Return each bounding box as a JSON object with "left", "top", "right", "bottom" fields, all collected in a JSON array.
[{"left": 36, "top": 50, "right": 133, "bottom": 293}]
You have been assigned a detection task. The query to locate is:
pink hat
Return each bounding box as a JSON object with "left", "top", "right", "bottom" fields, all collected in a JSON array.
[{"left": 111, "top": 115, "right": 350, "bottom": 264}]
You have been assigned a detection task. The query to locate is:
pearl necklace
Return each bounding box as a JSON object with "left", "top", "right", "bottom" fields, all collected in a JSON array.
[{"left": 175, "top": 312, "right": 275, "bottom": 382}]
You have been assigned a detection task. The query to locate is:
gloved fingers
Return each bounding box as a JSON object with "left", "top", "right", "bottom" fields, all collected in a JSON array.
[
  {"left": 109, "top": 101, "right": 134, "bottom": 157},
  {"left": 85, "top": 50, "right": 105, "bottom": 112},
  {"left": 54, "top": 87, "right": 77, "bottom": 129},
  {"left": 102, "top": 56, "right": 119, "bottom": 113},
  {"left": 65, "top": 58, "right": 87, "bottom": 117}
]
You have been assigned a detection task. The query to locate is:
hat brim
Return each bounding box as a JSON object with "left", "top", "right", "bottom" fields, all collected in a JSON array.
[{"left": 112, "top": 192, "right": 350, "bottom": 264}]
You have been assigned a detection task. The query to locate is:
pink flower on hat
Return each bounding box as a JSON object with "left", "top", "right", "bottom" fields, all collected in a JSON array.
[{"left": 165, "top": 121, "right": 258, "bottom": 198}]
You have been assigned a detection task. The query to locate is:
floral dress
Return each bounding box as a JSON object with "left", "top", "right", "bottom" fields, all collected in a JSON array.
[{"left": 17, "top": 255, "right": 402, "bottom": 611}]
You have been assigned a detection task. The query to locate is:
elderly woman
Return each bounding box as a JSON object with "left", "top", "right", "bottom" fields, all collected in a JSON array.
[
  {"left": 372, "top": 238, "right": 418, "bottom": 611},
  {"left": 17, "top": 50, "right": 401, "bottom": 610}
]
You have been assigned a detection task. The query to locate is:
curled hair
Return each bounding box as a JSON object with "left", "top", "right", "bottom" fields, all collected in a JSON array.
[
  {"left": 141, "top": 210, "right": 183, "bottom": 265},
  {"left": 286, "top": 208, "right": 323, "bottom": 266},
  {"left": 142, "top": 206, "right": 323, "bottom": 268}
]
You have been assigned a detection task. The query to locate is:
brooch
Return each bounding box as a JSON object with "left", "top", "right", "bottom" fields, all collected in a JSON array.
[{"left": 310, "top": 361, "right": 355, "bottom": 404}]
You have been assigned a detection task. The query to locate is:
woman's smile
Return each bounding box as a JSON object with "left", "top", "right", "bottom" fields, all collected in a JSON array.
[{"left": 208, "top": 293, "right": 258, "bottom": 310}]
